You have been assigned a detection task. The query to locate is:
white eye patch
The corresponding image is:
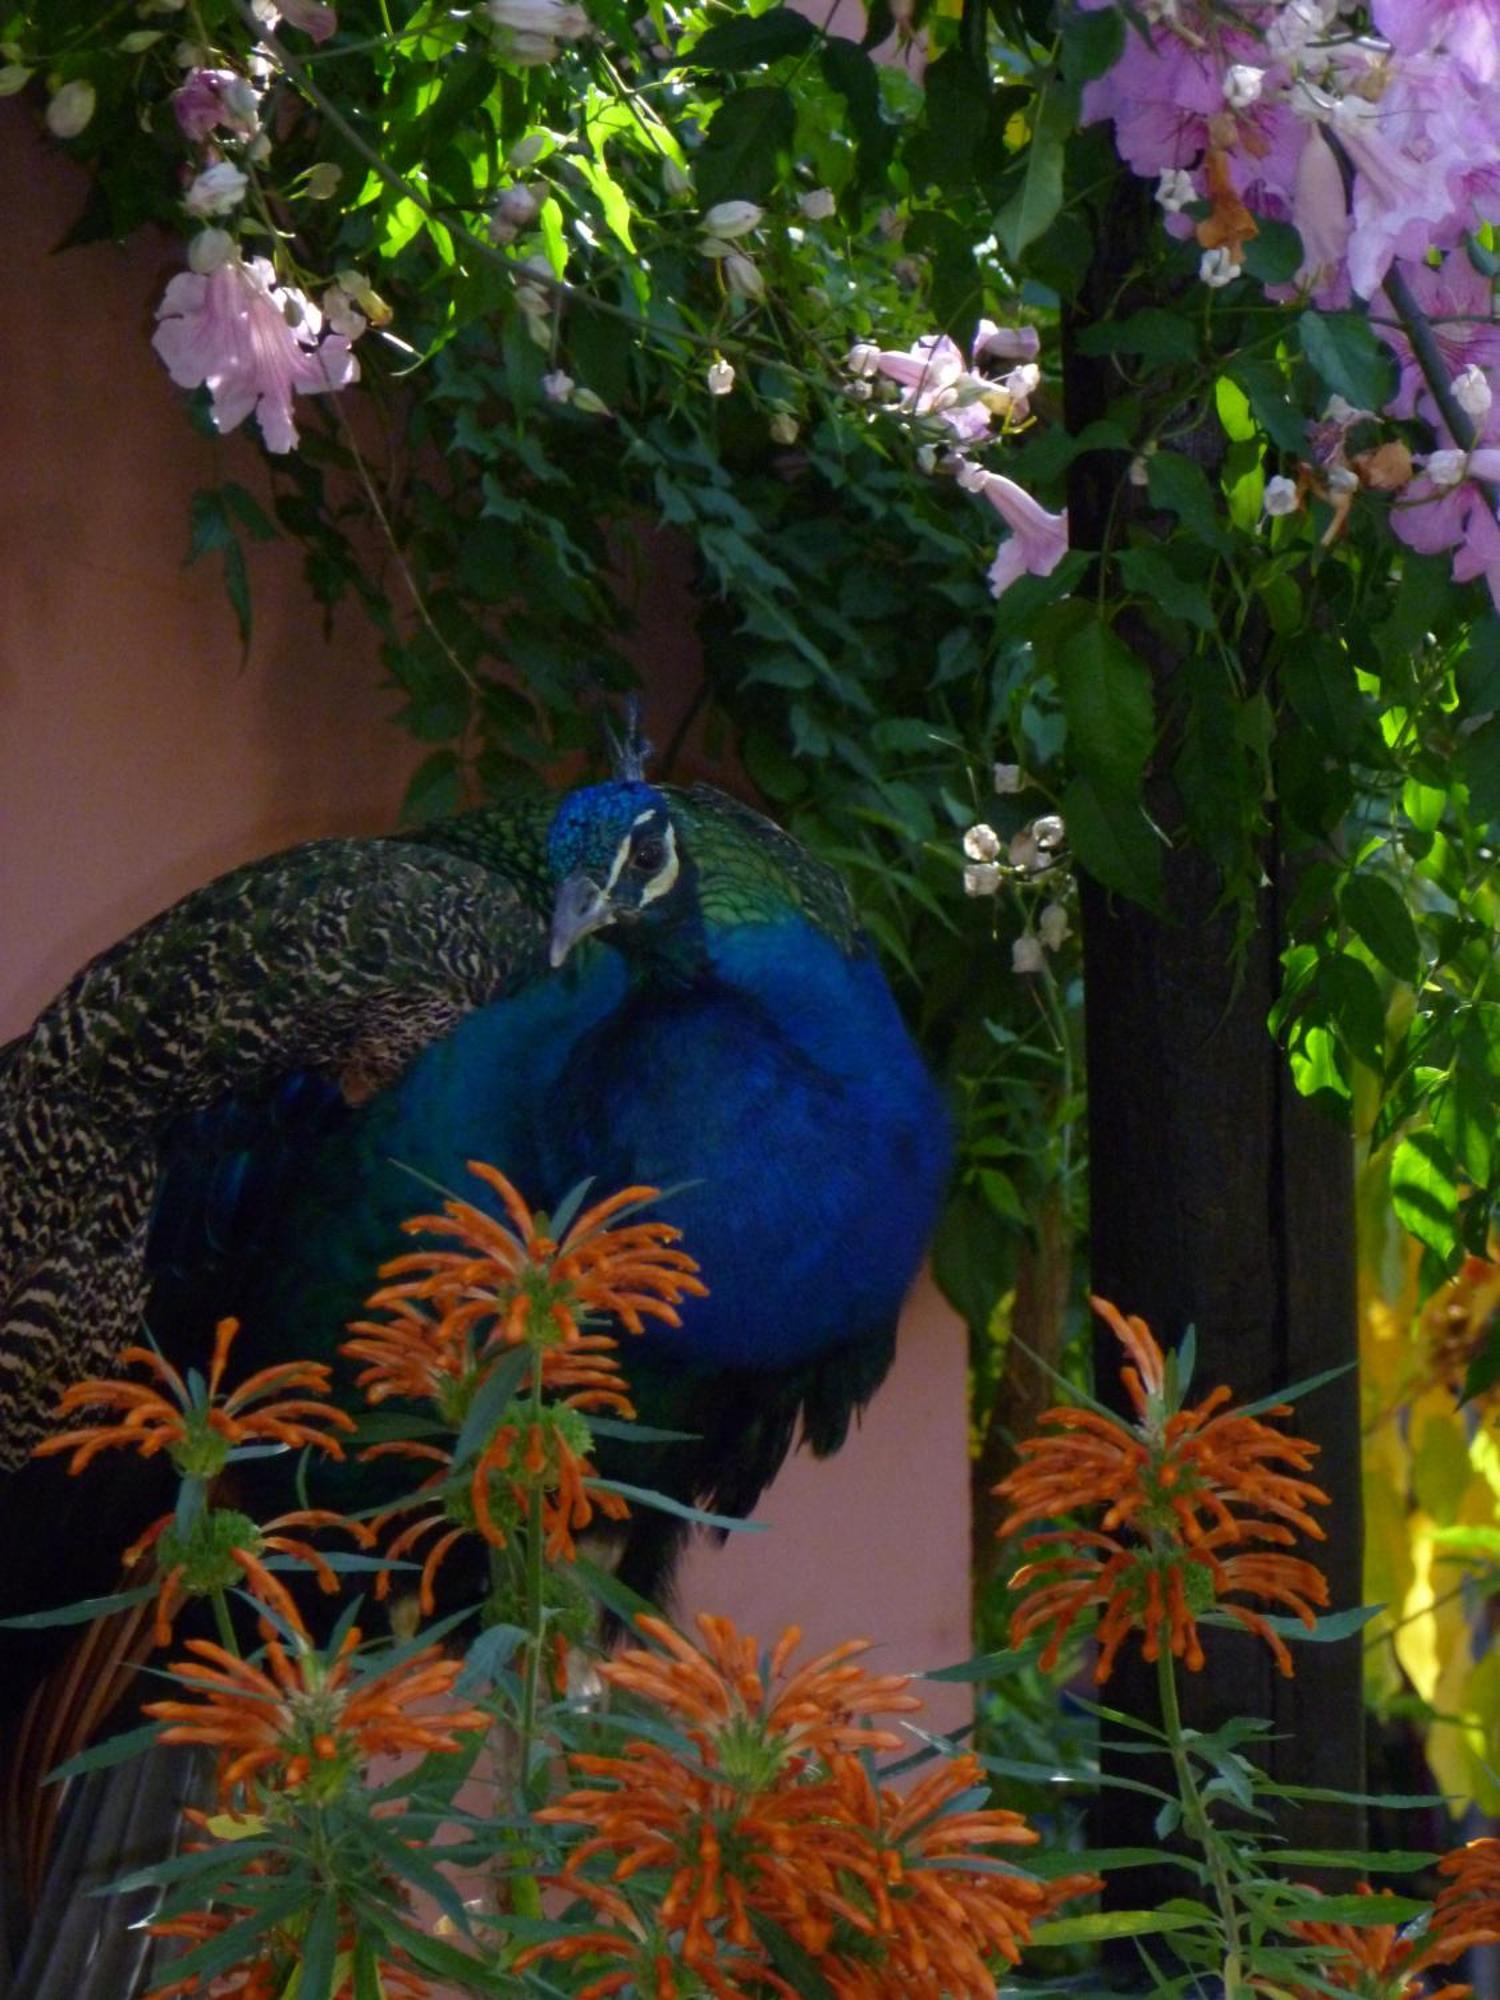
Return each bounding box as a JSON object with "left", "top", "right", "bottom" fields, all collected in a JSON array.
[{"left": 601, "top": 817, "right": 679, "bottom": 904}]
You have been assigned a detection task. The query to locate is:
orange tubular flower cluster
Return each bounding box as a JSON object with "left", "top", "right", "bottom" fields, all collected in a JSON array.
[
  {"left": 123, "top": 1505, "right": 374, "bottom": 1650},
  {"left": 345, "top": 1166, "right": 707, "bottom": 1603},
  {"left": 354, "top": 1159, "right": 707, "bottom": 1366},
  {"left": 148, "top": 1900, "right": 432, "bottom": 2000},
  {"left": 523, "top": 1614, "right": 1092, "bottom": 1998},
  {"left": 33, "top": 1317, "right": 354, "bottom": 1476},
  {"left": 144, "top": 1625, "right": 488, "bottom": 1802},
  {"left": 1287, "top": 1849, "right": 1500, "bottom": 2000},
  {"left": 995, "top": 1297, "right": 1332, "bottom": 1683}
]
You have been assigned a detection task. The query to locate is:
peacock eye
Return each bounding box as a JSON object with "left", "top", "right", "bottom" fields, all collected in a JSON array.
[{"left": 632, "top": 836, "right": 666, "bottom": 873}]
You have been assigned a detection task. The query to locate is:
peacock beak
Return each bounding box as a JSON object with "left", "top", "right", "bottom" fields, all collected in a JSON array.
[{"left": 549, "top": 873, "right": 614, "bottom": 967}]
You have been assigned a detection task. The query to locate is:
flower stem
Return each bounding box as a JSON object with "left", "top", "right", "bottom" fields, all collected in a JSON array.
[
  {"left": 1157, "top": 1646, "right": 1244, "bottom": 1999},
  {"left": 210, "top": 1587, "right": 239, "bottom": 1658}
]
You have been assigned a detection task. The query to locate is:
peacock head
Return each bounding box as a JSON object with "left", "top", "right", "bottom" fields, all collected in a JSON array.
[{"left": 545, "top": 780, "right": 693, "bottom": 968}]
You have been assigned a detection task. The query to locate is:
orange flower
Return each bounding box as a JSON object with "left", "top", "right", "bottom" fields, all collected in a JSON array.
[
  {"left": 995, "top": 1297, "right": 1332, "bottom": 1682},
  {"left": 122, "top": 1505, "right": 375, "bottom": 1649},
  {"left": 528, "top": 1614, "right": 1095, "bottom": 1993},
  {"left": 1286, "top": 1857, "right": 1500, "bottom": 2000},
  {"left": 599, "top": 1614, "right": 921, "bottom": 1763},
  {"left": 34, "top": 1317, "right": 354, "bottom": 1478},
  {"left": 344, "top": 1167, "right": 706, "bottom": 1600},
  {"left": 515, "top": 1878, "right": 799, "bottom": 2000},
  {"left": 820, "top": 1754, "right": 1100, "bottom": 2000},
  {"left": 144, "top": 1624, "right": 487, "bottom": 1803},
  {"left": 148, "top": 1898, "right": 432, "bottom": 2000},
  {"left": 356, "top": 1162, "right": 707, "bottom": 1371}
]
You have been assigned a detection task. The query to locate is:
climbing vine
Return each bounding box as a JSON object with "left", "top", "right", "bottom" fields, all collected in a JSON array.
[{"left": 14, "top": 0, "right": 1500, "bottom": 1805}]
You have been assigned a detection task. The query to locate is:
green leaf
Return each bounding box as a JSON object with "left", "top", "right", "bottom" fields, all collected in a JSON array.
[
  {"left": 1433, "top": 1019, "right": 1493, "bottom": 1189},
  {"left": 1229, "top": 358, "right": 1308, "bottom": 455},
  {"left": 748, "top": 1913, "right": 837, "bottom": 2000},
  {"left": 1061, "top": 3, "right": 1124, "bottom": 82},
  {"left": 1031, "top": 1911, "right": 1204, "bottom": 1947},
  {"left": 586, "top": 1477, "right": 769, "bottom": 1532},
  {"left": 694, "top": 87, "right": 795, "bottom": 206},
  {"left": 1057, "top": 616, "right": 1155, "bottom": 795},
  {"left": 907, "top": 50, "right": 991, "bottom": 195},
  {"left": 1391, "top": 1127, "right": 1460, "bottom": 1260},
  {"left": 819, "top": 38, "right": 892, "bottom": 183},
  {"left": 1283, "top": 644, "right": 1366, "bottom": 752},
  {"left": 995, "top": 82, "right": 1067, "bottom": 262},
  {"left": 1061, "top": 773, "right": 1163, "bottom": 909},
  {"left": 46, "top": 1720, "right": 162, "bottom": 1783},
  {"left": 294, "top": 1896, "right": 338, "bottom": 2000},
  {"left": 1243, "top": 1603, "right": 1383, "bottom": 1643},
  {"left": 1339, "top": 873, "right": 1420, "bottom": 983},
  {"left": 403, "top": 749, "right": 462, "bottom": 824},
  {"left": 1459, "top": 713, "right": 1500, "bottom": 826},
  {"left": 683, "top": 9, "right": 817, "bottom": 66},
  {"left": 1116, "top": 547, "right": 1215, "bottom": 630},
  {"left": 452, "top": 1343, "right": 531, "bottom": 1466},
  {"left": 1241, "top": 218, "right": 1303, "bottom": 285},
  {"left": 1, "top": 1583, "right": 157, "bottom": 1631},
  {"left": 1078, "top": 310, "right": 1197, "bottom": 363},
  {"left": 1146, "top": 452, "right": 1231, "bottom": 551},
  {"left": 1300, "top": 311, "right": 1398, "bottom": 411}
]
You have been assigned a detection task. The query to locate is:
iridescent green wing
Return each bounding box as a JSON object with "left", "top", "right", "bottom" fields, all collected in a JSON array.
[{"left": 671, "top": 784, "right": 860, "bottom": 950}]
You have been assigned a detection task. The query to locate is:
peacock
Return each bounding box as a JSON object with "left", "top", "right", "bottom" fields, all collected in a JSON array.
[{"left": 0, "top": 744, "right": 950, "bottom": 1995}]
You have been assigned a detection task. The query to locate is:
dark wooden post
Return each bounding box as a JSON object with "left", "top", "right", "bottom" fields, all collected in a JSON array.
[{"left": 1064, "top": 168, "right": 1365, "bottom": 1913}]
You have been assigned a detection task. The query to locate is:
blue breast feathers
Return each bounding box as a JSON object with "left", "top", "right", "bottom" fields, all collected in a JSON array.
[{"left": 362, "top": 918, "right": 950, "bottom": 1373}]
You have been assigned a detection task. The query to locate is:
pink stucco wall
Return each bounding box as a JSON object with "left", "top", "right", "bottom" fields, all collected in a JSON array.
[{"left": 0, "top": 104, "right": 971, "bottom": 1719}]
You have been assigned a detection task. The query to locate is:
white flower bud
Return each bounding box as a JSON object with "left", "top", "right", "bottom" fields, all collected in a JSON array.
[
  {"left": 541, "top": 369, "right": 574, "bottom": 402},
  {"left": 724, "top": 250, "right": 764, "bottom": 300},
  {"left": 1263, "top": 474, "right": 1301, "bottom": 516},
  {"left": 963, "top": 823, "right": 1001, "bottom": 862},
  {"left": 769, "top": 411, "right": 799, "bottom": 445},
  {"left": 188, "top": 226, "right": 237, "bottom": 274},
  {"left": 322, "top": 282, "right": 365, "bottom": 339},
  {"left": 1326, "top": 464, "right": 1358, "bottom": 493},
  {"left": 45, "top": 78, "right": 96, "bottom": 138},
  {"left": 1426, "top": 448, "right": 1469, "bottom": 489},
  {"left": 707, "top": 357, "right": 735, "bottom": 397},
  {"left": 955, "top": 457, "right": 989, "bottom": 493},
  {"left": 1038, "top": 903, "right": 1071, "bottom": 951},
  {"left": 1012, "top": 933, "right": 1046, "bottom": 974},
  {"left": 964, "top": 863, "right": 1003, "bottom": 897},
  {"left": 845, "top": 342, "right": 879, "bottom": 378},
  {"left": 1199, "top": 246, "right": 1240, "bottom": 289},
  {"left": 497, "top": 183, "right": 541, "bottom": 228},
  {"left": 993, "top": 762, "right": 1023, "bottom": 794},
  {"left": 1129, "top": 454, "right": 1151, "bottom": 487},
  {"left": 916, "top": 444, "right": 938, "bottom": 474},
  {"left": 701, "top": 200, "right": 762, "bottom": 239},
  {"left": 1223, "top": 63, "right": 1264, "bottom": 109},
  {"left": 1453, "top": 364, "right": 1494, "bottom": 423},
  {"left": 1156, "top": 168, "right": 1196, "bottom": 214},
  {"left": 1323, "top": 394, "right": 1366, "bottom": 427},
  {"left": 1032, "top": 814, "right": 1065, "bottom": 851},
  {"left": 572, "top": 386, "right": 609, "bottom": 414},
  {"left": 845, "top": 379, "right": 872, "bottom": 403},
  {"left": 185, "top": 160, "right": 249, "bottom": 217},
  {"left": 303, "top": 161, "right": 342, "bottom": 200},
  {"left": 798, "top": 186, "right": 837, "bottom": 221}
]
